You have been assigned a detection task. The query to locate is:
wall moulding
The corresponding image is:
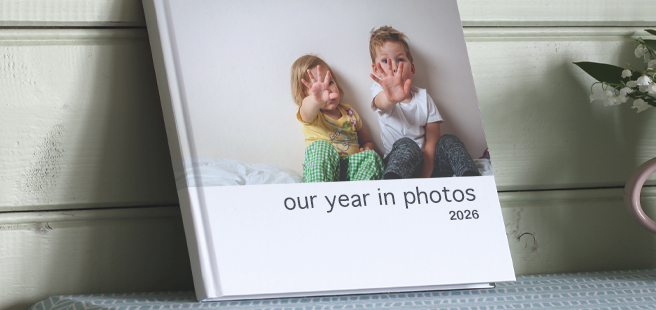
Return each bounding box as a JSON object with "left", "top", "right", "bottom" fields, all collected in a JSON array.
[{"left": 1, "top": 1, "right": 655, "bottom": 28}]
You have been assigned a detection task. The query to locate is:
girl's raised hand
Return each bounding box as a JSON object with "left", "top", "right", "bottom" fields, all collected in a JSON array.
[
  {"left": 370, "top": 58, "right": 412, "bottom": 104},
  {"left": 301, "top": 65, "right": 338, "bottom": 105}
]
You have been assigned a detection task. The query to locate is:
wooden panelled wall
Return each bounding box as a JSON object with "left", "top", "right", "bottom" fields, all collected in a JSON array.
[{"left": 2, "top": 1, "right": 656, "bottom": 309}]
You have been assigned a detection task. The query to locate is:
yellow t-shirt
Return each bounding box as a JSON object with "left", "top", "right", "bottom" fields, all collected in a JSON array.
[{"left": 297, "top": 103, "right": 363, "bottom": 157}]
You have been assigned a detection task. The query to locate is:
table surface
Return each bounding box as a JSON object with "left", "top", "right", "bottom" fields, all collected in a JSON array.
[{"left": 29, "top": 269, "right": 656, "bottom": 310}]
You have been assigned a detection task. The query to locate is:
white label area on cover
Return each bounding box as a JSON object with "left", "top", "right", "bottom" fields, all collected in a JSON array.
[{"left": 186, "top": 176, "right": 514, "bottom": 296}]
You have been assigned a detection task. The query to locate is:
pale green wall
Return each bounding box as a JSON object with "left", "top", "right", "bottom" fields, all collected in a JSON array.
[{"left": 2, "top": 1, "right": 656, "bottom": 309}]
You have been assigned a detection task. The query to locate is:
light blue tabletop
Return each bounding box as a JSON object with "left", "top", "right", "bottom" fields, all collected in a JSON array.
[{"left": 30, "top": 269, "right": 656, "bottom": 310}]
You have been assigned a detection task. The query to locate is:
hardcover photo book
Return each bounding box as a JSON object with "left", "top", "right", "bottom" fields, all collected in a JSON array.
[{"left": 143, "top": 0, "right": 515, "bottom": 301}]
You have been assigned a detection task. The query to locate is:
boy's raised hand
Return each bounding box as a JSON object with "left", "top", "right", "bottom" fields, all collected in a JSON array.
[
  {"left": 301, "top": 65, "right": 338, "bottom": 105},
  {"left": 370, "top": 59, "right": 412, "bottom": 104}
]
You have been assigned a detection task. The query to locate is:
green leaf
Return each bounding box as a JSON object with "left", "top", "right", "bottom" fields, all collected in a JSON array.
[
  {"left": 573, "top": 61, "right": 627, "bottom": 85},
  {"left": 643, "top": 39, "right": 656, "bottom": 51},
  {"left": 645, "top": 29, "right": 656, "bottom": 36},
  {"left": 646, "top": 97, "right": 656, "bottom": 108}
]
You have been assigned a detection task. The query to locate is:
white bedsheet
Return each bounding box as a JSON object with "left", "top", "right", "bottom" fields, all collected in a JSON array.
[
  {"left": 176, "top": 157, "right": 493, "bottom": 188},
  {"left": 176, "top": 158, "right": 303, "bottom": 188}
]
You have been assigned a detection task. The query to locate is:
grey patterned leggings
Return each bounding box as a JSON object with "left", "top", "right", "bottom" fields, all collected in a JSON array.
[{"left": 383, "top": 134, "right": 480, "bottom": 179}]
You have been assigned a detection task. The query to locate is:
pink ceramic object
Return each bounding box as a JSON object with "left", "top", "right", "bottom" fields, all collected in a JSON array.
[{"left": 624, "top": 157, "right": 656, "bottom": 234}]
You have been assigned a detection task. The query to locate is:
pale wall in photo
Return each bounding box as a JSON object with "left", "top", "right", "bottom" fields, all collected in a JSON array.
[{"left": 166, "top": 0, "right": 487, "bottom": 172}]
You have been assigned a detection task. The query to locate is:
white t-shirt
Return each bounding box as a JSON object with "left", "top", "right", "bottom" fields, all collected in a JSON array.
[{"left": 370, "top": 82, "right": 443, "bottom": 157}]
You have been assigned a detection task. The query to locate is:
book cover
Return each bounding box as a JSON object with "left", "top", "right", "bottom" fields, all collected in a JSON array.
[{"left": 143, "top": 0, "right": 515, "bottom": 301}]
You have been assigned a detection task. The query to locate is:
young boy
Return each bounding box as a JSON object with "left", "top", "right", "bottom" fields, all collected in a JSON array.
[{"left": 368, "top": 26, "right": 480, "bottom": 179}]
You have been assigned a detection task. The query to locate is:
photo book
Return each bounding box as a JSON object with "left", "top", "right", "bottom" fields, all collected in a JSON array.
[{"left": 142, "top": 0, "right": 515, "bottom": 302}]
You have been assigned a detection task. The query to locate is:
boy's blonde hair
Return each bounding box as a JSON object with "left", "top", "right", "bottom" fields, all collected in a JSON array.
[
  {"left": 290, "top": 54, "right": 344, "bottom": 107},
  {"left": 369, "top": 26, "right": 413, "bottom": 64}
]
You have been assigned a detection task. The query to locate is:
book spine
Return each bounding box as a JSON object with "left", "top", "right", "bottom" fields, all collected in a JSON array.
[{"left": 142, "top": 0, "right": 220, "bottom": 300}]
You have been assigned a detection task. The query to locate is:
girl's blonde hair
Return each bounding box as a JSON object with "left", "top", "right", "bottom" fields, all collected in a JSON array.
[{"left": 290, "top": 54, "right": 344, "bottom": 107}]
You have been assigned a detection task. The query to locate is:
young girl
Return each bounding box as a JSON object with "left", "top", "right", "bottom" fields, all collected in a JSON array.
[{"left": 291, "top": 54, "right": 384, "bottom": 182}]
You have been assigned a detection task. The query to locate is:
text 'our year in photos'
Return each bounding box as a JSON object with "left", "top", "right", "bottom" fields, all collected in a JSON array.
[{"left": 283, "top": 186, "right": 478, "bottom": 213}]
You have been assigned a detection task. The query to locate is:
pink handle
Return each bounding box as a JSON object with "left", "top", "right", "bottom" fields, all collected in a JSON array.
[{"left": 624, "top": 157, "right": 656, "bottom": 234}]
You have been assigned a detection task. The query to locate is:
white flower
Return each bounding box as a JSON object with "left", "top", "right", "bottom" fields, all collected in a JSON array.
[
  {"left": 627, "top": 80, "right": 638, "bottom": 87},
  {"left": 632, "top": 99, "right": 651, "bottom": 113},
  {"left": 648, "top": 84, "right": 656, "bottom": 95},
  {"left": 590, "top": 89, "right": 619, "bottom": 106},
  {"left": 622, "top": 69, "right": 632, "bottom": 78},
  {"left": 589, "top": 92, "right": 601, "bottom": 101},
  {"left": 648, "top": 60, "right": 656, "bottom": 70},
  {"left": 637, "top": 75, "right": 652, "bottom": 86},
  {"left": 614, "top": 95, "right": 629, "bottom": 104},
  {"left": 636, "top": 45, "right": 648, "bottom": 58},
  {"left": 589, "top": 93, "right": 599, "bottom": 102},
  {"left": 636, "top": 76, "right": 652, "bottom": 92},
  {"left": 620, "top": 87, "right": 634, "bottom": 96}
]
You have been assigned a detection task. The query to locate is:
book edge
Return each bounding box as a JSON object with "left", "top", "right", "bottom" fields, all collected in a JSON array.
[{"left": 142, "top": 0, "right": 221, "bottom": 300}]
